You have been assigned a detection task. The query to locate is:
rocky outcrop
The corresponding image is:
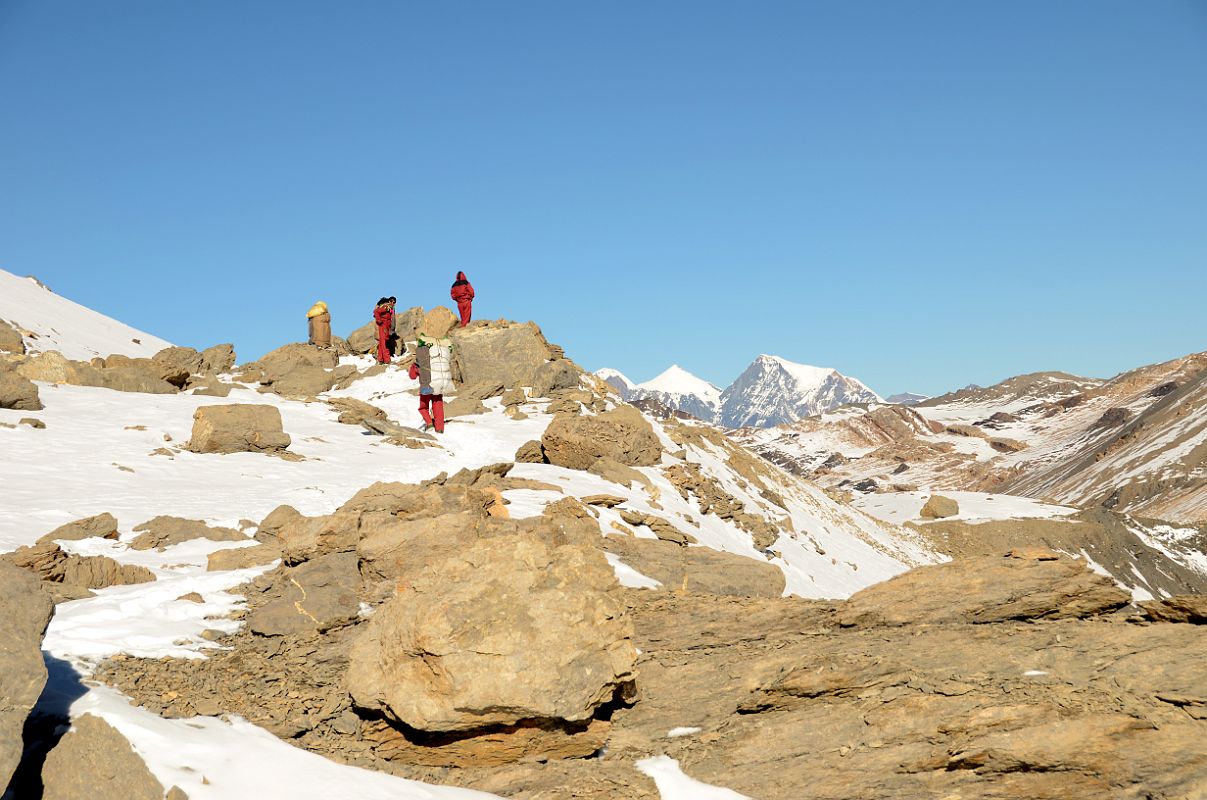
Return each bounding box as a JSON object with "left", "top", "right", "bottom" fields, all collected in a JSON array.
[
  {"left": 541, "top": 406, "right": 663, "bottom": 471},
  {"left": 837, "top": 551, "right": 1130, "bottom": 628},
  {"left": 41, "top": 715, "right": 170, "bottom": 800},
  {"left": 186, "top": 404, "right": 292, "bottom": 455},
  {"left": 327, "top": 397, "right": 387, "bottom": 426},
  {"left": 347, "top": 305, "right": 424, "bottom": 356},
  {"left": 247, "top": 553, "right": 361, "bottom": 636},
  {"left": 0, "top": 563, "right": 54, "bottom": 791},
  {"left": 348, "top": 525, "right": 637, "bottom": 733},
  {"left": 2, "top": 540, "right": 156, "bottom": 598},
  {"left": 0, "top": 368, "right": 42, "bottom": 410},
  {"left": 919, "top": 494, "right": 959, "bottom": 519},
  {"left": 16, "top": 351, "right": 179, "bottom": 394},
  {"left": 602, "top": 536, "right": 785, "bottom": 597}
]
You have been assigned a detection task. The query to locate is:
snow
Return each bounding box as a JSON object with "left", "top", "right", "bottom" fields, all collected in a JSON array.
[
  {"left": 0, "top": 268, "right": 172, "bottom": 360},
  {"left": 666, "top": 727, "right": 702, "bottom": 737},
  {"left": 60, "top": 687, "right": 502, "bottom": 800},
  {"left": 636, "top": 756, "right": 750, "bottom": 800},
  {"left": 637, "top": 365, "right": 722, "bottom": 405},
  {"left": 853, "top": 491, "right": 1079, "bottom": 526},
  {"left": 605, "top": 552, "right": 663, "bottom": 589}
]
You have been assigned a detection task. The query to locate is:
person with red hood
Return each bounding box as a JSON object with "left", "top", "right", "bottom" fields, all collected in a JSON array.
[
  {"left": 450, "top": 271, "right": 475, "bottom": 327},
  {"left": 373, "top": 296, "right": 395, "bottom": 364}
]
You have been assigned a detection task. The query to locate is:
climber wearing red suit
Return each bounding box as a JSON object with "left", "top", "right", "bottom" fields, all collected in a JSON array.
[
  {"left": 373, "top": 297, "right": 395, "bottom": 364},
  {"left": 450, "top": 272, "right": 475, "bottom": 327}
]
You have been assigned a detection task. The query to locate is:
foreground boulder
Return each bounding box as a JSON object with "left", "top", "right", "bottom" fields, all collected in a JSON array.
[
  {"left": 837, "top": 551, "right": 1131, "bottom": 628},
  {"left": 186, "top": 404, "right": 292, "bottom": 455},
  {"left": 0, "top": 563, "right": 54, "bottom": 791},
  {"left": 450, "top": 321, "right": 559, "bottom": 388},
  {"left": 0, "top": 369, "right": 42, "bottom": 410},
  {"left": 348, "top": 524, "right": 638, "bottom": 733},
  {"left": 41, "top": 715, "right": 171, "bottom": 800},
  {"left": 541, "top": 405, "right": 663, "bottom": 471}
]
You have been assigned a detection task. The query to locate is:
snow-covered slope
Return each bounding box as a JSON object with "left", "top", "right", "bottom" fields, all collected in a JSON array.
[
  {"left": 0, "top": 268, "right": 172, "bottom": 360},
  {"left": 4, "top": 344, "right": 937, "bottom": 799},
  {"left": 886, "top": 392, "right": 929, "bottom": 406},
  {"left": 721, "top": 355, "right": 882, "bottom": 428}
]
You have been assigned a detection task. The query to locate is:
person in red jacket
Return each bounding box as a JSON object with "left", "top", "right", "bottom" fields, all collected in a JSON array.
[
  {"left": 373, "top": 296, "right": 395, "bottom": 364},
  {"left": 450, "top": 271, "right": 475, "bottom": 327}
]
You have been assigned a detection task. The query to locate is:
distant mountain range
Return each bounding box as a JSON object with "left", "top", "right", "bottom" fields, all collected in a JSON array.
[{"left": 597, "top": 355, "right": 882, "bottom": 429}]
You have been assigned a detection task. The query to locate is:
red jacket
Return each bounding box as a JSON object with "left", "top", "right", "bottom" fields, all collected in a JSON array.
[
  {"left": 374, "top": 305, "right": 394, "bottom": 330},
  {"left": 450, "top": 272, "right": 475, "bottom": 303}
]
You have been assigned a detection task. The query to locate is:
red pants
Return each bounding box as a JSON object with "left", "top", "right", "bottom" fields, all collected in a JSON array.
[
  {"left": 457, "top": 300, "right": 472, "bottom": 327},
  {"left": 419, "top": 394, "right": 444, "bottom": 432},
  {"left": 376, "top": 327, "right": 391, "bottom": 364}
]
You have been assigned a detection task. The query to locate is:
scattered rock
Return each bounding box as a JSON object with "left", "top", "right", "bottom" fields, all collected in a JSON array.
[
  {"left": 920, "top": 494, "right": 959, "bottom": 519},
  {"left": 0, "top": 318, "right": 25, "bottom": 354},
  {"left": 41, "top": 714, "right": 167, "bottom": 800},
  {"left": 186, "top": 404, "right": 292, "bottom": 455},
  {"left": 129, "top": 516, "right": 248, "bottom": 551},
  {"left": 514, "top": 439, "right": 546, "bottom": 463},
  {"left": 988, "top": 437, "right": 1028, "bottom": 453},
  {"left": 327, "top": 397, "right": 387, "bottom": 426},
  {"left": 583, "top": 495, "right": 627, "bottom": 507},
  {"left": 152, "top": 346, "right": 205, "bottom": 377},
  {"left": 37, "top": 512, "right": 120, "bottom": 545},
  {"left": 443, "top": 395, "right": 488, "bottom": 419},
  {"left": 0, "top": 369, "right": 42, "bottom": 410},
  {"left": 541, "top": 406, "right": 663, "bottom": 471},
  {"left": 0, "top": 563, "right": 54, "bottom": 790},
  {"left": 618, "top": 510, "right": 698, "bottom": 546},
  {"left": 589, "top": 457, "right": 654, "bottom": 490},
  {"left": 500, "top": 388, "right": 527, "bottom": 407},
  {"left": 531, "top": 359, "right": 582, "bottom": 398},
  {"left": 18, "top": 416, "right": 45, "bottom": 428}
]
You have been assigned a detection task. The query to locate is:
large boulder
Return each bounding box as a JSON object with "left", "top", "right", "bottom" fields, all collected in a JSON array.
[
  {"left": 186, "top": 404, "right": 292, "bottom": 455},
  {"left": 450, "top": 321, "right": 557, "bottom": 388},
  {"left": 530, "top": 359, "right": 582, "bottom": 398},
  {"left": 16, "top": 350, "right": 104, "bottom": 386},
  {"left": 348, "top": 521, "right": 638, "bottom": 733},
  {"left": 0, "top": 319, "right": 25, "bottom": 354},
  {"left": 837, "top": 552, "right": 1131, "bottom": 628},
  {"left": 541, "top": 405, "right": 663, "bottom": 471},
  {"left": 199, "top": 343, "right": 236, "bottom": 374},
  {"left": 919, "top": 495, "right": 960, "bottom": 519},
  {"left": 0, "top": 563, "right": 54, "bottom": 791},
  {"left": 41, "top": 715, "right": 169, "bottom": 800},
  {"left": 152, "top": 346, "right": 205, "bottom": 376},
  {"left": 0, "top": 369, "right": 42, "bottom": 410}
]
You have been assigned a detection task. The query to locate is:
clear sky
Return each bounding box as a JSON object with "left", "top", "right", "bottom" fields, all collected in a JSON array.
[{"left": 1, "top": 1, "right": 1205, "bottom": 396}]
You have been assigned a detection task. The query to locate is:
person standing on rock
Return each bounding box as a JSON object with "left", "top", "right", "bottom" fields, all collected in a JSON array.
[
  {"left": 373, "top": 297, "right": 395, "bottom": 364},
  {"left": 307, "top": 301, "right": 331, "bottom": 348},
  {"left": 450, "top": 271, "right": 475, "bottom": 327},
  {"left": 408, "top": 307, "right": 457, "bottom": 433}
]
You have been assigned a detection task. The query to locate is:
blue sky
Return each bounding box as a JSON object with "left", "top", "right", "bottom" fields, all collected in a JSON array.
[{"left": 1, "top": 1, "right": 1204, "bottom": 396}]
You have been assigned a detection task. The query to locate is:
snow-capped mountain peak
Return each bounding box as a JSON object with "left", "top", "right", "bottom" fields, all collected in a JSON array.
[
  {"left": 720, "top": 355, "right": 882, "bottom": 429},
  {"left": 595, "top": 368, "right": 635, "bottom": 394},
  {"left": 636, "top": 365, "right": 721, "bottom": 403}
]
